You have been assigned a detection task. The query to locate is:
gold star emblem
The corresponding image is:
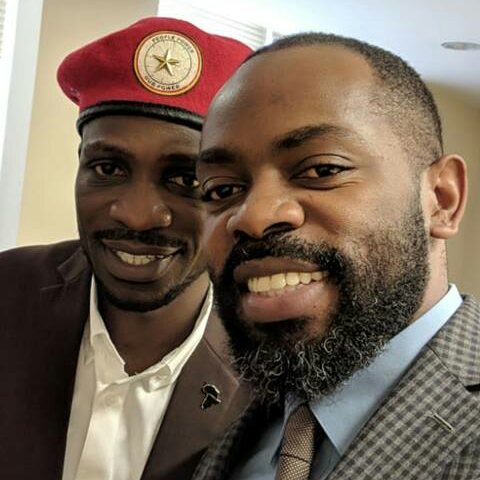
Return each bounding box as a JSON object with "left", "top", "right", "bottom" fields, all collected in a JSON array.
[
  {"left": 134, "top": 31, "right": 203, "bottom": 96},
  {"left": 153, "top": 49, "right": 180, "bottom": 76}
]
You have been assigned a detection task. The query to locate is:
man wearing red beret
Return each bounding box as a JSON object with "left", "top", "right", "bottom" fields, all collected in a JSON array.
[{"left": 0, "top": 17, "right": 251, "bottom": 480}]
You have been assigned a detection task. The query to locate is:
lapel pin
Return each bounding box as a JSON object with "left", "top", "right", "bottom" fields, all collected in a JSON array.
[
  {"left": 201, "top": 383, "right": 222, "bottom": 410},
  {"left": 430, "top": 411, "right": 455, "bottom": 433}
]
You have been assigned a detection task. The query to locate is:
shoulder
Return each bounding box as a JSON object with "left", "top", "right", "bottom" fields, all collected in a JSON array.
[
  {"left": 459, "top": 294, "right": 480, "bottom": 317},
  {"left": 443, "top": 436, "right": 480, "bottom": 478},
  {"left": 193, "top": 401, "right": 268, "bottom": 480},
  {"left": 202, "top": 311, "right": 252, "bottom": 402},
  {"left": 429, "top": 294, "right": 480, "bottom": 379},
  {"left": 203, "top": 311, "right": 234, "bottom": 365},
  {"left": 0, "top": 239, "right": 81, "bottom": 265},
  {"left": 0, "top": 240, "right": 84, "bottom": 286}
]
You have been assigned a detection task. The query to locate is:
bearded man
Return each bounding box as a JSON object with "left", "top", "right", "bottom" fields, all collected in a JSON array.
[{"left": 193, "top": 32, "right": 478, "bottom": 479}]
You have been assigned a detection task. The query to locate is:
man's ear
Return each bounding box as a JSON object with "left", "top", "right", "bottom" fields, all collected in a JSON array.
[{"left": 425, "top": 154, "right": 468, "bottom": 240}]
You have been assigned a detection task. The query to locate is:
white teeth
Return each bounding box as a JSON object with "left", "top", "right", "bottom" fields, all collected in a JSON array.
[
  {"left": 247, "top": 271, "right": 327, "bottom": 294},
  {"left": 271, "top": 273, "right": 287, "bottom": 290},
  {"left": 285, "top": 272, "right": 300, "bottom": 286},
  {"left": 257, "top": 276, "right": 270, "bottom": 292},
  {"left": 114, "top": 250, "right": 163, "bottom": 266},
  {"left": 299, "top": 272, "right": 312, "bottom": 284},
  {"left": 311, "top": 271, "right": 324, "bottom": 281}
]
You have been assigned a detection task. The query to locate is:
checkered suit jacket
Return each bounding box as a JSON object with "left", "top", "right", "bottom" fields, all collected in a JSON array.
[{"left": 193, "top": 295, "right": 480, "bottom": 479}]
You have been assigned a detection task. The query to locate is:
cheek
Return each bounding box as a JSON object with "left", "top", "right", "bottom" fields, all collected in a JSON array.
[
  {"left": 75, "top": 190, "right": 111, "bottom": 232},
  {"left": 173, "top": 202, "right": 206, "bottom": 240},
  {"left": 303, "top": 185, "right": 394, "bottom": 241},
  {"left": 75, "top": 194, "right": 95, "bottom": 227},
  {"left": 201, "top": 215, "right": 231, "bottom": 274},
  {"left": 304, "top": 197, "right": 357, "bottom": 241}
]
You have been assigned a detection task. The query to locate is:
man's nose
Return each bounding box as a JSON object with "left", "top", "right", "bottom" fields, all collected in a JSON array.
[
  {"left": 109, "top": 183, "right": 172, "bottom": 231},
  {"left": 226, "top": 181, "right": 305, "bottom": 239}
]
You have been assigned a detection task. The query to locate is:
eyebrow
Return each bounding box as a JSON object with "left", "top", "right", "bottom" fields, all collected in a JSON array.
[
  {"left": 198, "top": 123, "right": 360, "bottom": 165},
  {"left": 272, "top": 124, "right": 357, "bottom": 152},
  {"left": 198, "top": 147, "right": 238, "bottom": 166},
  {"left": 81, "top": 140, "right": 198, "bottom": 165},
  {"left": 81, "top": 140, "right": 133, "bottom": 159},
  {"left": 162, "top": 153, "right": 199, "bottom": 167}
]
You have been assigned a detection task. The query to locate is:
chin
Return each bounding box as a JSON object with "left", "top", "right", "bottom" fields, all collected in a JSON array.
[
  {"left": 108, "top": 293, "right": 169, "bottom": 312},
  {"left": 94, "top": 269, "right": 203, "bottom": 313}
]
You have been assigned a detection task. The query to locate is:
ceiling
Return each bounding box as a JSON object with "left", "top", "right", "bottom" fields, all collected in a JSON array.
[{"left": 190, "top": 0, "right": 480, "bottom": 106}]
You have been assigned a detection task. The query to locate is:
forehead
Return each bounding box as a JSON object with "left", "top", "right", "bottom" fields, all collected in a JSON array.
[
  {"left": 203, "top": 45, "right": 385, "bottom": 150},
  {"left": 81, "top": 115, "right": 201, "bottom": 152}
]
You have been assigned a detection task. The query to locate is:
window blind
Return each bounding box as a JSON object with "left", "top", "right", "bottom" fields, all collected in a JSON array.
[
  {"left": 0, "top": 0, "right": 6, "bottom": 58},
  {"left": 158, "top": 0, "right": 278, "bottom": 50}
]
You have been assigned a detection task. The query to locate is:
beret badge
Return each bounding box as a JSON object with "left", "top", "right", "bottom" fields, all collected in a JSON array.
[{"left": 134, "top": 30, "right": 203, "bottom": 96}]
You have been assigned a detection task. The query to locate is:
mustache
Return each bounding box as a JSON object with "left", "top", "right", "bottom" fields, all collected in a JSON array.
[
  {"left": 94, "top": 228, "right": 187, "bottom": 249},
  {"left": 220, "top": 232, "right": 346, "bottom": 279}
]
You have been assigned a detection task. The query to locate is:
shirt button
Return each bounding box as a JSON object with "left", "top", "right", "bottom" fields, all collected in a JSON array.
[
  {"left": 149, "top": 374, "right": 168, "bottom": 391},
  {"left": 103, "top": 393, "right": 121, "bottom": 408}
]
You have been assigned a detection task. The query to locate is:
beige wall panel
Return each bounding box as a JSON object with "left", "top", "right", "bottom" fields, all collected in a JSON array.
[
  {"left": 17, "top": 0, "right": 158, "bottom": 246},
  {"left": 430, "top": 85, "right": 480, "bottom": 297}
]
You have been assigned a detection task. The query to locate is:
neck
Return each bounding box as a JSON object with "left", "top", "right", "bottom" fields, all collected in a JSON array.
[
  {"left": 412, "top": 244, "right": 449, "bottom": 322},
  {"left": 99, "top": 272, "right": 210, "bottom": 375}
]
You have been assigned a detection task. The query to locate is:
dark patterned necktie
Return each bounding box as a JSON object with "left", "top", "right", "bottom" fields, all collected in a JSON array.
[{"left": 276, "top": 404, "right": 317, "bottom": 480}]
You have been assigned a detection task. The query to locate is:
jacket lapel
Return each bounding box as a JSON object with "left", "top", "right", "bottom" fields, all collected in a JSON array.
[
  {"left": 31, "top": 247, "right": 91, "bottom": 479},
  {"left": 142, "top": 313, "right": 250, "bottom": 480},
  {"left": 328, "top": 296, "right": 480, "bottom": 480},
  {"left": 192, "top": 400, "right": 272, "bottom": 480}
]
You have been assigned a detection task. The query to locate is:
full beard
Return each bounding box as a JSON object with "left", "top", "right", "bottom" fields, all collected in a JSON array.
[{"left": 211, "top": 198, "right": 430, "bottom": 406}]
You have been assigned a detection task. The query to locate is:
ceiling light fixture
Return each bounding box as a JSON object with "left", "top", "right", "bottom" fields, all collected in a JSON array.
[{"left": 441, "top": 41, "right": 480, "bottom": 51}]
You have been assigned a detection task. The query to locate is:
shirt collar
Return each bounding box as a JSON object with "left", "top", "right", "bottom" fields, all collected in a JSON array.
[
  {"left": 84, "top": 277, "right": 212, "bottom": 389},
  {"left": 86, "top": 278, "right": 133, "bottom": 383},
  {"left": 275, "top": 284, "right": 462, "bottom": 460}
]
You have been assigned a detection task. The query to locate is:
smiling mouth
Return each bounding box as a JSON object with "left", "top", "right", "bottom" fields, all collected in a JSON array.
[
  {"left": 100, "top": 238, "right": 182, "bottom": 268},
  {"left": 113, "top": 250, "right": 167, "bottom": 266},
  {"left": 246, "top": 271, "right": 328, "bottom": 296}
]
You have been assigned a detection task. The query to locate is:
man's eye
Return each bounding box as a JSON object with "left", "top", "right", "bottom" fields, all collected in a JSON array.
[
  {"left": 168, "top": 175, "right": 200, "bottom": 188},
  {"left": 92, "top": 162, "right": 126, "bottom": 177},
  {"left": 297, "top": 164, "right": 349, "bottom": 178},
  {"left": 202, "top": 184, "right": 244, "bottom": 201}
]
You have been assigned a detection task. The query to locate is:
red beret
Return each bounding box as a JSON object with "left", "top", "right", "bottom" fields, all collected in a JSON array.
[{"left": 57, "top": 17, "right": 252, "bottom": 132}]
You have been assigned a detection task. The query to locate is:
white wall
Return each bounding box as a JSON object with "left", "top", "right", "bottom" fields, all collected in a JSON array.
[
  {"left": 0, "top": 0, "right": 44, "bottom": 251},
  {"left": 0, "top": 0, "right": 19, "bottom": 174}
]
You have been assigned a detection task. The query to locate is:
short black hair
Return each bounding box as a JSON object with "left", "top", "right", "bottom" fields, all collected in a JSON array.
[{"left": 248, "top": 32, "right": 443, "bottom": 170}]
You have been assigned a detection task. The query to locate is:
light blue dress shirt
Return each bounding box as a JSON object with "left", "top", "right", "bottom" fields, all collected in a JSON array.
[{"left": 231, "top": 285, "right": 463, "bottom": 480}]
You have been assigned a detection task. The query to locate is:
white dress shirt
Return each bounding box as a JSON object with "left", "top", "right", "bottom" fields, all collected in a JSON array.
[{"left": 62, "top": 278, "right": 212, "bottom": 480}]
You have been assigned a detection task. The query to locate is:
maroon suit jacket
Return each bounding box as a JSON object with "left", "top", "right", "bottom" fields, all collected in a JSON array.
[{"left": 0, "top": 241, "right": 249, "bottom": 479}]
